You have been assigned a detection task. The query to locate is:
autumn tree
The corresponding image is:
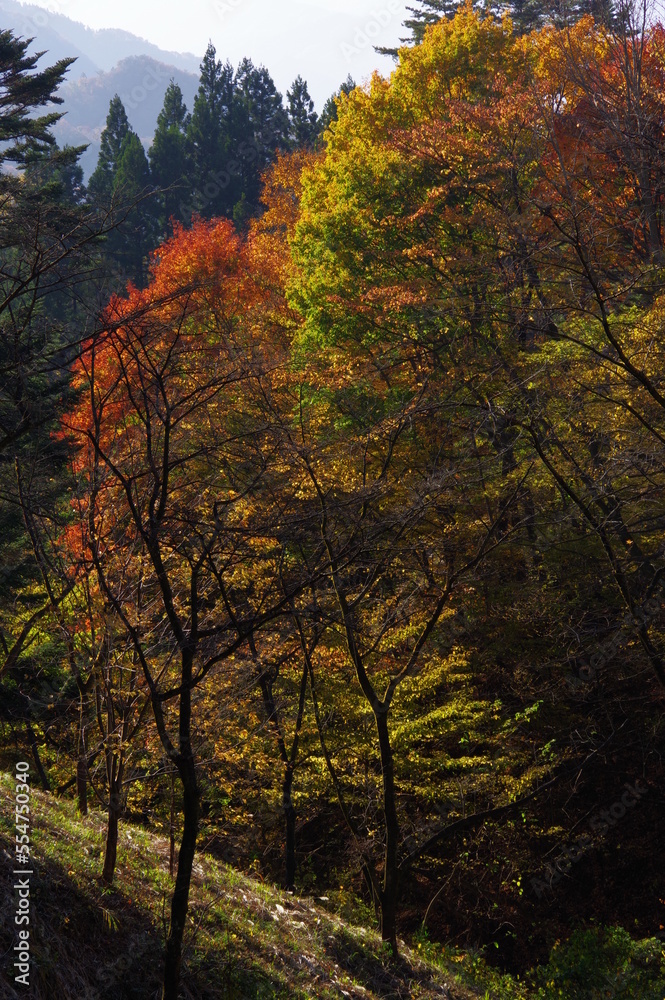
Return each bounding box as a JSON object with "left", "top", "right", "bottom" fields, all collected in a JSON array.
[
  {"left": 285, "top": 6, "right": 640, "bottom": 947},
  {"left": 63, "top": 215, "right": 317, "bottom": 998},
  {"left": 0, "top": 31, "right": 130, "bottom": 753}
]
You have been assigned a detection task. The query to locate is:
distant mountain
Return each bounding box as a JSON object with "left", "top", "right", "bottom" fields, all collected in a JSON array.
[
  {"left": 0, "top": 2, "right": 202, "bottom": 178},
  {"left": 53, "top": 56, "right": 199, "bottom": 179},
  {"left": 0, "top": 0, "right": 201, "bottom": 75}
]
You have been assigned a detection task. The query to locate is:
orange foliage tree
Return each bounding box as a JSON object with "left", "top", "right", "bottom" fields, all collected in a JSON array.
[{"left": 62, "top": 216, "right": 310, "bottom": 999}]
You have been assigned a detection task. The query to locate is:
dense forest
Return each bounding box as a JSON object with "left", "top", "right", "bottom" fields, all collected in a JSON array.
[{"left": 2, "top": 0, "right": 665, "bottom": 998}]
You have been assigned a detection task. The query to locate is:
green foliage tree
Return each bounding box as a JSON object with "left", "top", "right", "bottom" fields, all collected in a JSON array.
[
  {"left": 149, "top": 80, "right": 192, "bottom": 232},
  {"left": 87, "top": 94, "right": 131, "bottom": 204},
  {"left": 287, "top": 75, "right": 319, "bottom": 148},
  {"left": 385, "top": 0, "right": 618, "bottom": 48},
  {"left": 0, "top": 28, "right": 75, "bottom": 166},
  {"left": 233, "top": 58, "right": 289, "bottom": 219},
  {"left": 24, "top": 143, "right": 86, "bottom": 206},
  {"left": 0, "top": 31, "right": 125, "bottom": 804},
  {"left": 187, "top": 42, "right": 236, "bottom": 218},
  {"left": 111, "top": 131, "right": 156, "bottom": 283}
]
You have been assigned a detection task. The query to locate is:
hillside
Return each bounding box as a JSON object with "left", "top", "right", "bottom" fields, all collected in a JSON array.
[
  {"left": 0, "top": 2, "right": 201, "bottom": 177},
  {"left": 2, "top": 776, "right": 664, "bottom": 999},
  {"left": 0, "top": 774, "right": 474, "bottom": 999},
  {"left": 0, "top": 0, "right": 201, "bottom": 75},
  {"left": 52, "top": 56, "right": 199, "bottom": 179}
]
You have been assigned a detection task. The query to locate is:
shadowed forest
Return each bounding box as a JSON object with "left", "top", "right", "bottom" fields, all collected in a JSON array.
[{"left": 1, "top": 0, "right": 665, "bottom": 997}]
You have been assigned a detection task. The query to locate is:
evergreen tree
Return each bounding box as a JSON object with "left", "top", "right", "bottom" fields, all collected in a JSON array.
[
  {"left": 149, "top": 80, "right": 192, "bottom": 232},
  {"left": 287, "top": 75, "right": 319, "bottom": 149},
  {"left": 187, "top": 42, "right": 236, "bottom": 218},
  {"left": 234, "top": 58, "right": 289, "bottom": 217},
  {"left": 0, "top": 31, "right": 119, "bottom": 742},
  {"left": 108, "top": 131, "right": 156, "bottom": 286},
  {"left": 389, "top": 0, "right": 617, "bottom": 45},
  {"left": 24, "top": 143, "right": 86, "bottom": 206},
  {"left": 554, "top": 0, "right": 616, "bottom": 26},
  {"left": 0, "top": 28, "right": 75, "bottom": 167},
  {"left": 88, "top": 95, "right": 131, "bottom": 204},
  {"left": 319, "top": 75, "right": 356, "bottom": 133}
]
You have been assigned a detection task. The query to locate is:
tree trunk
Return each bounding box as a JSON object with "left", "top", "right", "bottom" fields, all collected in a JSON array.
[
  {"left": 76, "top": 753, "right": 88, "bottom": 814},
  {"left": 162, "top": 754, "right": 198, "bottom": 1000},
  {"left": 169, "top": 770, "right": 176, "bottom": 877},
  {"left": 375, "top": 709, "right": 400, "bottom": 956},
  {"left": 102, "top": 798, "right": 120, "bottom": 885},
  {"left": 283, "top": 766, "right": 296, "bottom": 891},
  {"left": 25, "top": 722, "right": 50, "bottom": 792},
  {"left": 77, "top": 689, "right": 89, "bottom": 815}
]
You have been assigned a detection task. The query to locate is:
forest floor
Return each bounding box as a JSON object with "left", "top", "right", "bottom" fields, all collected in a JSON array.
[{"left": 0, "top": 773, "right": 492, "bottom": 1000}]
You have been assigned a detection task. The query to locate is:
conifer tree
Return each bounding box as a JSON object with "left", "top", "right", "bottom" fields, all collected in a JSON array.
[
  {"left": 24, "top": 143, "right": 86, "bottom": 206},
  {"left": 187, "top": 42, "right": 236, "bottom": 218},
  {"left": 389, "top": 0, "right": 617, "bottom": 45},
  {"left": 319, "top": 75, "right": 356, "bottom": 133},
  {"left": 0, "top": 30, "right": 122, "bottom": 752},
  {"left": 234, "top": 58, "right": 289, "bottom": 218},
  {"left": 88, "top": 96, "right": 156, "bottom": 286},
  {"left": 0, "top": 28, "right": 75, "bottom": 168},
  {"left": 287, "top": 75, "right": 319, "bottom": 149},
  {"left": 88, "top": 95, "right": 131, "bottom": 204},
  {"left": 149, "top": 80, "right": 191, "bottom": 232},
  {"left": 112, "top": 132, "right": 155, "bottom": 283}
]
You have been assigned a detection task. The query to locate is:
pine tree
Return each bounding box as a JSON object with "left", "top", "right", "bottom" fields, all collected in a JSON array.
[
  {"left": 0, "top": 28, "right": 75, "bottom": 168},
  {"left": 24, "top": 143, "right": 86, "bottom": 206},
  {"left": 88, "top": 95, "right": 131, "bottom": 204},
  {"left": 0, "top": 30, "right": 91, "bottom": 455},
  {"left": 187, "top": 42, "right": 236, "bottom": 218},
  {"left": 319, "top": 75, "right": 356, "bottom": 133},
  {"left": 389, "top": 0, "right": 617, "bottom": 45},
  {"left": 233, "top": 59, "right": 289, "bottom": 220},
  {"left": 554, "top": 0, "right": 617, "bottom": 26},
  {"left": 104, "top": 131, "right": 156, "bottom": 286},
  {"left": 149, "top": 80, "right": 192, "bottom": 232},
  {"left": 287, "top": 76, "right": 318, "bottom": 149},
  {"left": 113, "top": 133, "right": 150, "bottom": 201},
  {"left": 0, "top": 31, "right": 120, "bottom": 738}
]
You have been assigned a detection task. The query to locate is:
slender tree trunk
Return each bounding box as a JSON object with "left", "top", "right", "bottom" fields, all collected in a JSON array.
[
  {"left": 102, "top": 765, "right": 123, "bottom": 885},
  {"left": 162, "top": 755, "right": 198, "bottom": 1000},
  {"left": 102, "top": 797, "right": 120, "bottom": 884},
  {"left": 375, "top": 709, "right": 399, "bottom": 956},
  {"left": 162, "top": 650, "right": 198, "bottom": 1000},
  {"left": 77, "top": 689, "right": 89, "bottom": 815},
  {"left": 257, "top": 654, "right": 308, "bottom": 893},
  {"left": 283, "top": 766, "right": 296, "bottom": 891},
  {"left": 169, "top": 770, "right": 176, "bottom": 877},
  {"left": 25, "top": 721, "right": 50, "bottom": 792}
]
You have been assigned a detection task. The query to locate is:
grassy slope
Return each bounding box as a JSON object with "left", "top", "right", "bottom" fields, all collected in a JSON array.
[{"left": 0, "top": 773, "right": 483, "bottom": 1000}]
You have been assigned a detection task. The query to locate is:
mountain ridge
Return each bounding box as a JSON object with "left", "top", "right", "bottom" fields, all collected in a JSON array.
[{"left": 0, "top": 0, "right": 201, "bottom": 74}]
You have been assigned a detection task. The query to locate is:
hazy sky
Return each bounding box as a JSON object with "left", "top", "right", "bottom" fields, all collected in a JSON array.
[{"left": 32, "top": 0, "right": 412, "bottom": 107}]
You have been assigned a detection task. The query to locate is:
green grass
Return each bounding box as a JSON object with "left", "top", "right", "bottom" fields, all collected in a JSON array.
[{"left": 0, "top": 772, "right": 480, "bottom": 999}]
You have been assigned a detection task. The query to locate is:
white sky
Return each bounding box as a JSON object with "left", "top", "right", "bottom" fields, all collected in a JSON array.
[{"left": 31, "top": 0, "right": 412, "bottom": 107}]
